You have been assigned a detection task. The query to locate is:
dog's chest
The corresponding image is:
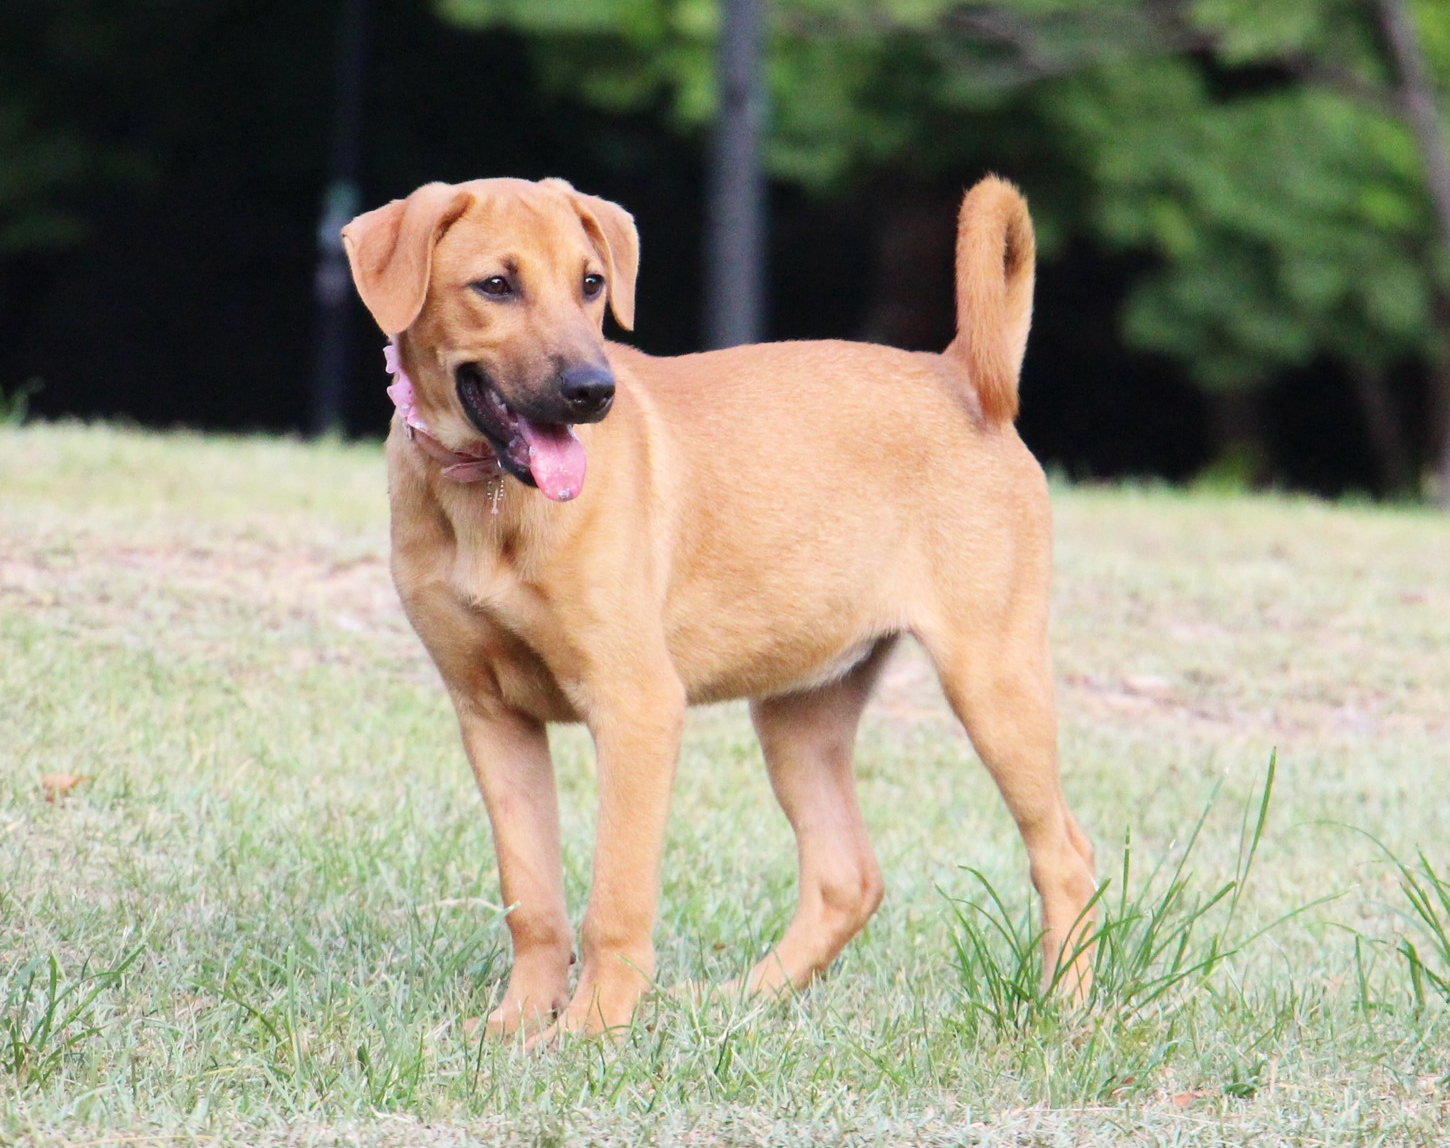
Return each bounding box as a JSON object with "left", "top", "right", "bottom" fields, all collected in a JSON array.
[{"left": 442, "top": 532, "right": 583, "bottom": 722}]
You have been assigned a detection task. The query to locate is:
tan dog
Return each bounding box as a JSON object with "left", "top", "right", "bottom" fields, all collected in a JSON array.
[{"left": 342, "top": 175, "right": 1096, "bottom": 1040}]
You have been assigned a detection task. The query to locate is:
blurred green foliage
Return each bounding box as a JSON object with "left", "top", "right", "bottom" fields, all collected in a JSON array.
[
  {"left": 437, "top": 0, "right": 1450, "bottom": 400},
  {"left": 1057, "top": 64, "right": 1436, "bottom": 392}
]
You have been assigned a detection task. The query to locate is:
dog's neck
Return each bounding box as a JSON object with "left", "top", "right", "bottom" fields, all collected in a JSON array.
[{"left": 384, "top": 339, "right": 506, "bottom": 510}]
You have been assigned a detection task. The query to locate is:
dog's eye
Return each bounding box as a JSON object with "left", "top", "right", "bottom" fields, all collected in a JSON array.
[
  {"left": 474, "top": 276, "right": 513, "bottom": 298},
  {"left": 582, "top": 274, "right": 605, "bottom": 299}
]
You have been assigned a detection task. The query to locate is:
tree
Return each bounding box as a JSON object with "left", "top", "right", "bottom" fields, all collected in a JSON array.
[{"left": 1048, "top": 56, "right": 1438, "bottom": 489}]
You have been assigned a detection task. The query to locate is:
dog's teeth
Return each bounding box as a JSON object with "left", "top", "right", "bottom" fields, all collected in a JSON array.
[{"left": 488, "top": 390, "right": 521, "bottom": 427}]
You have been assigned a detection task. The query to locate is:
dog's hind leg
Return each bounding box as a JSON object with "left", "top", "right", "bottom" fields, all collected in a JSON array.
[
  {"left": 742, "top": 638, "right": 896, "bottom": 996},
  {"left": 917, "top": 598, "right": 1097, "bottom": 1000}
]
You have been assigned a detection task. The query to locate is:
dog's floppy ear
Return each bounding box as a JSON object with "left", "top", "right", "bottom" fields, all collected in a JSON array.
[
  {"left": 542, "top": 179, "right": 640, "bottom": 331},
  {"left": 341, "top": 183, "right": 474, "bottom": 335}
]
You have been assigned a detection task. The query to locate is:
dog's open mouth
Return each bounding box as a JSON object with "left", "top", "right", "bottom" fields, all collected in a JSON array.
[{"left": 456, "top": 365, "right": 587, "bottom": 502}]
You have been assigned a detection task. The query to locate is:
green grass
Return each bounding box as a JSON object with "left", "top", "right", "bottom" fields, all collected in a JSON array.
[{"left": 3, "top": 422, "right": 1450, "bottom": 1145}]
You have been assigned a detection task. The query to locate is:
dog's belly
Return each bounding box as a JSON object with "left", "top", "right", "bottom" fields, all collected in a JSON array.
[
  {"left": 665, "top": 592, "right": 894, "bottom": 703},
  {"left": 657, "top": 503, "right": 915, "bottom": 705},
  {"left": 679, "top": 635, "right": 885, "bottom": 704}
]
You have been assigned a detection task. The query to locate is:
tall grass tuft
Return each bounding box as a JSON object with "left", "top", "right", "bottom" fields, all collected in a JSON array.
[
  {"left": 946, "top": 754, "right": 1295, "bottom": 1033},
  {"left": 2, "top": 947, "right": 142, "bottom": 1087},
  {"left": 1390, "top": 850, "right": 1450, "bottom": 1009}
]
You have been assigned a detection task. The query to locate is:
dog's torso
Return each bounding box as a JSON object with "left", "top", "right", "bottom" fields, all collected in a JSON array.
[{"left": 388, "top": 338, "right": 1051, "bottom": 724}]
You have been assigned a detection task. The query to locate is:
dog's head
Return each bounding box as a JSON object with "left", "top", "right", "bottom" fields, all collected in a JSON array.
[{"left": 342, "top": 177, "right": 638, "bottom": 500}]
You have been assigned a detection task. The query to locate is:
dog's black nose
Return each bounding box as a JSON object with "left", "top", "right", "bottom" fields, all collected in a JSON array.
[{"left": 559, "top": 363, "right": 615, "bottom": 419}]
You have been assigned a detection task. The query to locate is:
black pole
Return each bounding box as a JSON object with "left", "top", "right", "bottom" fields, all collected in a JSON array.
[
  {"left": 310, "top": 0, "right": 370, "bottom": 436},
  {"left": 704, "top": 0, "right": 767, "bottom": 349}
]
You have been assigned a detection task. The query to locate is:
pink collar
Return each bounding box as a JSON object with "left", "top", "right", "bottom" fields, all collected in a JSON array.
[{"left": 384, "top": 340, "right": 503, "bottom": 486}]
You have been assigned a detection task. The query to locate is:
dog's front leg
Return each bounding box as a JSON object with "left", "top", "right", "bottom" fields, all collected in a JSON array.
[
  {"left": 452, "top": 696, "right": 573, "bottom": 1039},
  {"left": 552, "top": 671, "right": 686, "bottom": 1039}
]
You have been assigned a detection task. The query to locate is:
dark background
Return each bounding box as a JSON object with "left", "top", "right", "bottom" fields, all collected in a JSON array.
[{"left": 1, "top": 0, "right": 1423, "bottom": 495}]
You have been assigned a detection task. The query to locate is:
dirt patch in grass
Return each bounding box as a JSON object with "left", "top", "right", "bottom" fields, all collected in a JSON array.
[
  {"left": 6, "top": 470, "right": 1445, "bottom": 751},
  {"left": 0, "top": 528, "right": 420, "bottom": 676}
]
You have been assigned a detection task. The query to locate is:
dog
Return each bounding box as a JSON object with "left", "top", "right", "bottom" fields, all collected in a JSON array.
[{"left": 341, "top": 175, "right": 1096, "bottom": 1040}]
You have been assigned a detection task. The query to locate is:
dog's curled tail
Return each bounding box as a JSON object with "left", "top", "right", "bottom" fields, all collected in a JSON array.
[{"left": 944, "top": 175, "right": 1036, "bottom": 424}]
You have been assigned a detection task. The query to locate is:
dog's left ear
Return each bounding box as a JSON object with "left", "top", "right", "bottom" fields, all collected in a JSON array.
[
  {"left": 543, "top": 179, "right": 640, "bottom": 331},
  {"left": 342, "top": 182, "right": 474, "bottom": 335}
]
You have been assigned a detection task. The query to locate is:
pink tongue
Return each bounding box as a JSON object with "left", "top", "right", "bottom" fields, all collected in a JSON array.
[{"left": 518, "top": 419, "right": 587, "bottom": 501}]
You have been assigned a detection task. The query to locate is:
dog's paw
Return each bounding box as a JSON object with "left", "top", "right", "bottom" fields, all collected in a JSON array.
[
  {"left": 523, "top": 1007, "right": 630, "bottom": 1050},
  {"left": 462, "top": 985, "right": 566, "bottom": 1043}
]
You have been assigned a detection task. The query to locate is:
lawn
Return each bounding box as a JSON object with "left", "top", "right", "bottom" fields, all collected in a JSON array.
[{"left": 3, "top": 422, "right": 1449, "bottom": 1146}]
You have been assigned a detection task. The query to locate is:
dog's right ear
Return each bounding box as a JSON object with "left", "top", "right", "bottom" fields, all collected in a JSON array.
[{"left": 341, "top": 183, "right": 474, "bottom": 335}]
